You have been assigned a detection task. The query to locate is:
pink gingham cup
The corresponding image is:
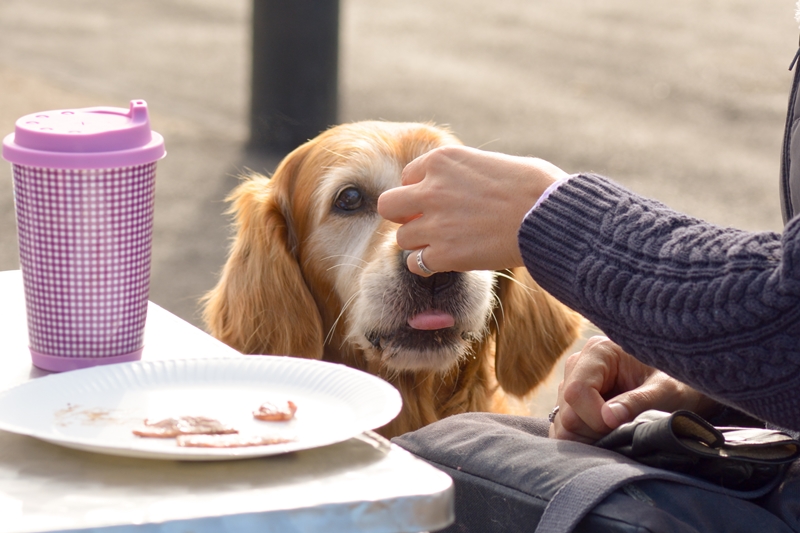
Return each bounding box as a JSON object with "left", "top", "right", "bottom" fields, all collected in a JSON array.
[{"left": 2, "top": 100, "right": 166, "bottom": 372}]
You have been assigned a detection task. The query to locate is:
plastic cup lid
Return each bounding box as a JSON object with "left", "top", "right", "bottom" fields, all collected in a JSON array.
[{"left": 2, "top": 100, "right": 166, "bottom": 169}]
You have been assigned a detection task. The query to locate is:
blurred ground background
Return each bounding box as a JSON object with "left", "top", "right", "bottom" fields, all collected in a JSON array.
[{"left": 0, "top": 1, "right": 796, "bottom": 415}]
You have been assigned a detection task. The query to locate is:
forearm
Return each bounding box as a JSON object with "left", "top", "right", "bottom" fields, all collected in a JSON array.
[{"left": 520, "top": 173, "right": 800, "bottom": 429}]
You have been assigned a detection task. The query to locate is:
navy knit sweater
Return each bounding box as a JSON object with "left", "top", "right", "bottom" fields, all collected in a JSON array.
[{"left": 520, "top": 173, "right": 800, "bottom": 431}]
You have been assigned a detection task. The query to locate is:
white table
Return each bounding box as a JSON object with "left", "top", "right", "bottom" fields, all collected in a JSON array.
[{"left": 0, "top": 270, "right": 454, "bottom": 533}]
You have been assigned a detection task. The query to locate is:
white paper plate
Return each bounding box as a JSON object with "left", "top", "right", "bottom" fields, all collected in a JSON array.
[{"left": 0, "top": 356, "right": 402, "bottom": 461}]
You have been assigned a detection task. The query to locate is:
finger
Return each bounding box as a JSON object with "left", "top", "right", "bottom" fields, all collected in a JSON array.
[
  {"left": 377, "top": 186, "right": 422, "bottom": 225},
  {"left": 394, "top": 216, "right": 429, "bottom": 253},
  {"left": 600, "top": 372, "right": 703, "bottom": 429},
  {"left": 581, "top": 335, "right": 612, "bottom": 353},
  {"left": 550, "top": 404, "right": 605, "bottom": 443},
  {"left": 601, "top": 401, "right": 632, "bottom": 430},
  {"left": 562, "top": 351, "right": 581, "bottom": 376},
  {"left": 561, "top": 364, "right": 612, "bottom": 435},
  {"left": 549, "top": 425, "right": 597, "bottom": 444},
  {"left": 549, "top": 374, "right": 605, "bottom": 443},
  {"left": 601, "top": 382, "right": 668, "bottom": 429},
  {"left": 561, "top": 381, "right": 610, "bottom": 435},
  {"left": 406, "top": 248, "right": 435, "bottom": 278},
  {"left": 401, "top": 150, "right": 432, "bottom": 186}
]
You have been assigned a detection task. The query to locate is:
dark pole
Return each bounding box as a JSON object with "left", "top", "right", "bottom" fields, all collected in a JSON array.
[{"left": 249, "top": 0, "right": 340, "bottom": 154}]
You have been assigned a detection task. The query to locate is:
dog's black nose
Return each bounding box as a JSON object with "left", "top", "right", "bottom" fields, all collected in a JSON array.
[
  {"left": 401, "top": 250, "right": 455, "bottom": 292},
  {"left": 424, "top": 270, "right": 455, "bottom": 292}
]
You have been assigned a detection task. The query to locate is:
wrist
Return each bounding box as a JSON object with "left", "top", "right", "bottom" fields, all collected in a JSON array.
[{"left": 530, "top": 159, "right": 567, "bottom": 198}]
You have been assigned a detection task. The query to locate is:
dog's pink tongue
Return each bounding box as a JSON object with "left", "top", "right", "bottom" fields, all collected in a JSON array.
[{"left": 408, "top": 310, "right": 455, "bottom": 330}]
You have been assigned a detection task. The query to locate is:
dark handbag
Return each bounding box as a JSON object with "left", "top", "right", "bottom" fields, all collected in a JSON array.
[
  {"left": 594, "top": 410, "right": 800, "bottom": 492},
  {"left": 393, "top": 412, "right": 800, "bottom": 533}
]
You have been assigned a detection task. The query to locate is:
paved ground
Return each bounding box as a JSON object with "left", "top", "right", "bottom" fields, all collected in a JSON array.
[{"left": 0, "top": 1, "right": 796, "bottom": 415}]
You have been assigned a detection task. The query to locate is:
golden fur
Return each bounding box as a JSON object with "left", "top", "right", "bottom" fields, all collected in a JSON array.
[{"left": 203, "top": 121, "right": 582, "bottom": 438}]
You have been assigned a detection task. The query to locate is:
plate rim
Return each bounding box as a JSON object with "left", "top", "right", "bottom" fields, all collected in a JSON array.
[{"left": 0, "top": 355, "right": 402, "bottom": 461}]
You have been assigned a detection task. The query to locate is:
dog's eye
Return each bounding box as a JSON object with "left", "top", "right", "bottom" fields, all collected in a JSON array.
[{"left": 334, "top": 187, "right": 364, "bottom": 212}]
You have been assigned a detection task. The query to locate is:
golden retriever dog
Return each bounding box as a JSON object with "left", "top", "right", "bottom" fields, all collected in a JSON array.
[{"left": 203, "top": 121, "right": 582, "bottom": 438}]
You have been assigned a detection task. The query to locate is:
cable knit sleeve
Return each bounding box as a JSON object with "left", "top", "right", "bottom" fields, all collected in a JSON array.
[{"left": 519, "top": 173, "right": 800, "bottom": 430}]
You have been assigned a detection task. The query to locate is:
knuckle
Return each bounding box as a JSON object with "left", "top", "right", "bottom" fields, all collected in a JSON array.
[
  {"left": 434, "top": 145, "right": 457, "bottom": 157},
  {"left": 584, "top": 335, "right": 611, "bottom": 351},
  {"left": 562, "top": 379, "right": 584, "bottom": 405},
  {"left": 564, "top": 352, "right": 581, "bottom": 372},
  {"left": 431, "top": 145, "right": 463, "bottom": 164}
]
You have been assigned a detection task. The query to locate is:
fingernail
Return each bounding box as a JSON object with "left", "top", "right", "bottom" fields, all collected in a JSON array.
[{"left": 606, "top": 402, "right": 630, "bottom": 426}]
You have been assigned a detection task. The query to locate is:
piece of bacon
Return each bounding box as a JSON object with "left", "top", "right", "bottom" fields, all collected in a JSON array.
[
  {"left": 133, "top": 416, "right": 238, "bottom": 438},
  {"left": 176, "top": 433, "right": 294, "bottom": 448},
  {"left": 253, "top": 400, "right": 297, "bottom": 421}
]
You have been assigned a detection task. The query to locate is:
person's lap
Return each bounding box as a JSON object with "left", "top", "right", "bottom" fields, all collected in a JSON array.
[{"left": 392, "top": 412, "right": 797, "bottom": 533}]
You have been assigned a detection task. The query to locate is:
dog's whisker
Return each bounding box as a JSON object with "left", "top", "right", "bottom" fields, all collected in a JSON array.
[
  {"left": 323, "top": 255, "right": 369, "bottom": 273},
  {"left": 326, "top": 301, "right": 356, "bottom": 347},
  {"left": 326, "top": 263, "right": 366, "bottom": 273},
  {"left": 325, "top": 292, "right": 360, "bottom": 346},
  {"left": 377, "top": 286, "right": 397, "bottom": 337},
  {"left": 337, "top": 335, "right": 351, "bottom": 352},
  {"left": 432, "top": 369, "right": 452, "bottom": 398},
  {"left": 323, "top": 254, "right": 369, "bottom": 265},
  {"left": 475, "top": 138, "right": 501, "bottom": 150},
  {"left": 494, "top": 270, "right": 540, "bottom": 294},
  {"left": 482, "top": 320, "right": 494, "bottom": 341},
  {"left": 381, "top": 363, "right": 401, "bottom": 383},
  {"left": 490, "top": 294, "right": 504, "bottom": 331}
]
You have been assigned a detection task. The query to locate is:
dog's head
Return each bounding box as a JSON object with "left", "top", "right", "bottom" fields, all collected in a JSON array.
[{"left": 203, "top": 121, "right": 581, "bottom": 419}]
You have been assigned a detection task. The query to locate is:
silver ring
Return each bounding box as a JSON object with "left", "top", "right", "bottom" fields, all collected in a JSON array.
[
  {"left": 416, "top": 248, "right": 435, "bottom": 275},
  {"left": 548, "top": 405, "right": 560, "bottom": 424}
]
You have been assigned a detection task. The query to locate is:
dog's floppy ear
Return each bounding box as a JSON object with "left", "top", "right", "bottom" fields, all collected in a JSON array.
[
  {"left": 202, "top": 150, "right": 324, "bottom": 358},
  {"left": 492, "top": 268, "right": 583, "bottom": 397}
]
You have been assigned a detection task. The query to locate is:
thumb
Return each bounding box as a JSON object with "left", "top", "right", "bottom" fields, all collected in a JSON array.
[{"left": 600, "top": 384, "right": 662, "bottom": 429}]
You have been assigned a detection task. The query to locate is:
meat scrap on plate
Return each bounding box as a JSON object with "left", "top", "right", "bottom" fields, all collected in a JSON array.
[
  {"left": 132, "top": 416, "right": 237, "bottom": 438},
  {"left": 132, "top": 401, "right": 298, "bottom": 447}
]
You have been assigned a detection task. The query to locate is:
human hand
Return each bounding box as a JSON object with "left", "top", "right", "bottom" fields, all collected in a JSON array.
[
  {"left": 548, "top": 336, "right": 720, "bottom": 443},
  {"left": 377, "top": 145, "right": 568, "bottom": 275}
]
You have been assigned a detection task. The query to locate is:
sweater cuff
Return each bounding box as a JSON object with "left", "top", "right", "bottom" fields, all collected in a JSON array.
[
  {"left": 528, "top": 174, "right": 574, "bottom": 213},
  {"left": 517, "top": 173, "right": 626, "bottom": 310}
]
